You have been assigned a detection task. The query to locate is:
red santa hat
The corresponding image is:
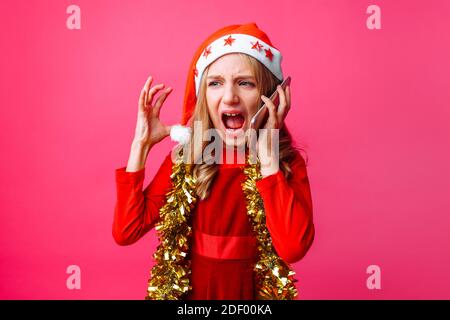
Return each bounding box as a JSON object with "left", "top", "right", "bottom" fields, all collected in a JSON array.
[{"left": 180, "top": 22, "right": 284, "bottom": 126}]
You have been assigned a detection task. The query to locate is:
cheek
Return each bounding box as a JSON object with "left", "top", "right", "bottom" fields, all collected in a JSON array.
[
  {"left": 206, "top": 91, "right": 219, "bottom": 108},
  {"left": 206, "top": 96, "right": 221, "bottom": 125},
  {"left": 245, "top": 94, "right": 260, "bottom": 116}
]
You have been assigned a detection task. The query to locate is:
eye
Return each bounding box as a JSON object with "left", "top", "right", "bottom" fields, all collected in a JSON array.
[
  {"left": 240, "top": 81, "right": 255, "bottom": 87},
  {"left": 208, "top": 81, "right": 220, "bottom": 87}
]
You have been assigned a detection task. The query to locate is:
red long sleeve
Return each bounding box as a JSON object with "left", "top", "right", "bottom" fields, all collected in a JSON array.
[
  {"left": 113, "top": 151, "right": 315, "bottom": 260},
  {"left": 113, "top": 149, "right": 314, "bottom": 299},
  {"left": 256, "top": 152, "right": 315, "bottom": 264},
  {"left": 112, "top": 153, "right": 173, "bottom": 245}
]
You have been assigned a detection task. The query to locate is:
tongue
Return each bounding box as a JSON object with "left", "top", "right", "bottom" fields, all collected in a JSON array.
[{"left": 224, "top": 115, "right": 244, "bottom": 129}]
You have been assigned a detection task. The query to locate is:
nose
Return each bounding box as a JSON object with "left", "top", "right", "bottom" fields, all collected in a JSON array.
[{"left": 222, "top": 83, "right": 239, "bottom": 105}]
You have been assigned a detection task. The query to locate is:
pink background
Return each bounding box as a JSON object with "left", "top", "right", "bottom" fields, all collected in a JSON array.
[{"left": 1, "top": 0, "right": 449, "bottom": 299}]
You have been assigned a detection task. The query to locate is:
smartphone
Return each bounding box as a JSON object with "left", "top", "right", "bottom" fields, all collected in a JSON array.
[{"left": 250, "top": 76, "right": 291, "bottom": 130}]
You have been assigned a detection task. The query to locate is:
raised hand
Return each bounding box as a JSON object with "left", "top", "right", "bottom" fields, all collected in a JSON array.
[{"left": 133, "top": 75, "right": 173, "bottom": 148}]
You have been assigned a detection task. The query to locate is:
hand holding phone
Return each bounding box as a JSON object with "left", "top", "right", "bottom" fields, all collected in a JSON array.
[{"left": 250, "top": 76, "right": 291, "bottom": 130}]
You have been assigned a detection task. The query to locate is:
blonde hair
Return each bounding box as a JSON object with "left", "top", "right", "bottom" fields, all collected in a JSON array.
[{"left": 185, "top": 53, "right": 307, "bottom": 200}]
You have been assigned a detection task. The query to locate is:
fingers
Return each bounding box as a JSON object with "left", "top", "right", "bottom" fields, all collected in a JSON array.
[
  {"left": 153, "top": 86, "right": 173, "bottom": 117},
  {"left": 142, "top": 76, "right": 153, "bottom": 106},
  {"left": 143, "top": 75, "right": 153, "bottom": 93},
  {"left": 286, "top": 84, "right": 291, "bottom": 107},
  {"left": 146, "top": 83, "right": 165, "bottom": 108},
  {"left": 276, "top": 85, "right": 290, "bottom": 122},
  {"left": 141, "top": 75, "right": 166, "bottom": 107},
  {"left": 138, "top": 87, "right": 147, "bottom": 113},
  {"left": 139, "top": 76, "right": 153, "bottom": 112},
  {"left": 261, "top": 95, "right": 277, "bottom": 129}
]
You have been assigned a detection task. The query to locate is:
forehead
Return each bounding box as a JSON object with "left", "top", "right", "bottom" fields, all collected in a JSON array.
[{"left": 207, "top": 53, "right": 253, "bottom": 76}]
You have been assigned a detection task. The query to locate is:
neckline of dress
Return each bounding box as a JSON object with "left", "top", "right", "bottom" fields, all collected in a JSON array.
[
  {"left": 219, "top": 145, "right": 248, "bottom": 168},
  {"left": 218, "top": 162, "right": 246, "bottom": 169}
]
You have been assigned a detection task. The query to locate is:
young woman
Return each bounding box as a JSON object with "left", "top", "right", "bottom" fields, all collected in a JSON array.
[{"left": 113, "top": 23, "right": 315, "bottom": 300}]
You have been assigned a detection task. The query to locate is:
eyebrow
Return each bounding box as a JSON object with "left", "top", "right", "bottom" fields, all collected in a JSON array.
[{"left": 206, "top": 74, "right": 255, "bottom": 80}]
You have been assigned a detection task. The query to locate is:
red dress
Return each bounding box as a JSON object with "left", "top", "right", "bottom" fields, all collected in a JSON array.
[{"left": 113, "top": 149, "right": 315, "bottom": 300}]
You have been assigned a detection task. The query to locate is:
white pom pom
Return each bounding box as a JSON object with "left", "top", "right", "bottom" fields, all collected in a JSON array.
[{"left": 170, "top": 125, "right": 191, "bottom": 145}]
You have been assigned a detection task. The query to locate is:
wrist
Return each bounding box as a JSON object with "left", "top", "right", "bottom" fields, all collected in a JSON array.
[
  {"left": 258, "top": 155, "right": 279, "bottom": 176},
  {"left": 131, "top": 140, "right": 153, "bottom": 151},
  {"left": 260, "top": 162, "right": 279, "bottom": 178},
  {"left": 260, "top": 167, "right": 278, "bottom": 178}
]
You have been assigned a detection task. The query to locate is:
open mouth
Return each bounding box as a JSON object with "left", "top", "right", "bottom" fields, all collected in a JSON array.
[{"left": 221, "top": 112, "right": 245, "bottom": 131}]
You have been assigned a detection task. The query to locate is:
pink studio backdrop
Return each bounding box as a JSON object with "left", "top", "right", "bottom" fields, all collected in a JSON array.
[{"left": 1, "top": 0, "right": 449, "bottom": 299}]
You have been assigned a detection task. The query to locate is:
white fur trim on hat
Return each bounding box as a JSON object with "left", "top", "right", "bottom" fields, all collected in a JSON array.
[
  {"left": 170, "top": 125, "right": 192, "bottom": 145},
  {"left": 194, "top": 33, "right": 283, "bottom": 96}
]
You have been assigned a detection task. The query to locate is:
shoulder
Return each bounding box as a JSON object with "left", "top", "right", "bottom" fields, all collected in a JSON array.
[{"left": 288, "top": 148, "right": 307, "bottom": 168}]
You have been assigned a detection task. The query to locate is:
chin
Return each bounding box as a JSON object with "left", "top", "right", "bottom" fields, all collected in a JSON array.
[
  {"left": 220, "top": 128, "right": 248, "bottom": 149},
  {"left": 223, "top": 139, "right": 245, "bottom": 149}
]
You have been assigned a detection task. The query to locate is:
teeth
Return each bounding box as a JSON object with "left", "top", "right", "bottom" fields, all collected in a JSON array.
[{"left": 224, "top": 113, "right": 240, "bottom": 117}]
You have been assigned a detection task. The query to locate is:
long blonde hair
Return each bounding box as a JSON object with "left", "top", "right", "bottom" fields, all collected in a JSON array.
[{"left": 184, "top": 53, "right": 307, "bottom": 200}]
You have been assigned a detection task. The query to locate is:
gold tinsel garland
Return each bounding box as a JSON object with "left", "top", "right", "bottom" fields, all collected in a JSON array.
[
  {"left": 146, "top": 152, "right": 297, "bottom": 300},
  {"left": 242, "top": 155, "right": 298, "bottom": 299},
  {"left": 146, "top": 156, "right": 197, "bottom": 300}
]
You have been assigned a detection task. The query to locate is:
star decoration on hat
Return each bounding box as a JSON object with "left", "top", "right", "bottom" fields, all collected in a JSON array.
[
  {"left": 264, "top": 47, "right": 274, "bottom": 61},
  {"left": 203, "top": 46, "right": 212, "bottom": 59},
  {"left": 223, "top": 35, "right": 235, "bottom": 46},
  {"left": 251, "top": 41, "right": 263, "bottom": 52},
  {"left": 193, "top": 67, "right": 198, "bottom": 77}
]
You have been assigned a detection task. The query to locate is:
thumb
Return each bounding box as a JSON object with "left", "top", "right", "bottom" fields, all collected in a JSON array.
[{"left": 165, "top": 125, "right": 172, "bottom": 136}]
